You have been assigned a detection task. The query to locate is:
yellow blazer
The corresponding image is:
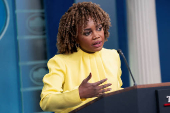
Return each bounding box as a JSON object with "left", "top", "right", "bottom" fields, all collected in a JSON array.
[{"left": 40, "top": 48, "right": 122, "bottom": 113}]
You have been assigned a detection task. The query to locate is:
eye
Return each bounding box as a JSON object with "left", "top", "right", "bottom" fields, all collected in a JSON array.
[
  {"left": 97, "top": 26, "right": 103, "bottom": 31},
  {"left": 83, "top": 31, "right": 91, "bottom": 36}
]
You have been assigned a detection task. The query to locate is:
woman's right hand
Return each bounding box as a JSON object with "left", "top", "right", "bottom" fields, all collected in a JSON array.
[{"left": 78, "top": 73, "right": 112, "bottom": 99}]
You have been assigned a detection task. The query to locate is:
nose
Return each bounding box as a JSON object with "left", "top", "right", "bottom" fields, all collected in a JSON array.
[{"left": 92, "top": 31, "right": 99, "bottom": 40}]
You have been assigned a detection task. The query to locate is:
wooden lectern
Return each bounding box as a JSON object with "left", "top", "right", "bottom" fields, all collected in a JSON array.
[{"left": 70, "top": 82, "right": 170, "bottom": 113}]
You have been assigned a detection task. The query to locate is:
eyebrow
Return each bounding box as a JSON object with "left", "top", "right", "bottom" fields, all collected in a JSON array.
[
  {"left": 84, "top": 28, "right": 91, "bottom": 31},
  {"left": 84, "top": 24, "right": 102, "bottom": 31}
]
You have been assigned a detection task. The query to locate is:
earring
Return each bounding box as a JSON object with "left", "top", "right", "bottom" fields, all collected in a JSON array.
[{"left": 75, "top": 43, "right": 79, "bottom": 48}]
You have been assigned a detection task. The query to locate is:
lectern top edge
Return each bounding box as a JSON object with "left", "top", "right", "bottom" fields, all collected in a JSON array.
[{"left": 105, "top": 82, "right": 170, "bottom": 97}]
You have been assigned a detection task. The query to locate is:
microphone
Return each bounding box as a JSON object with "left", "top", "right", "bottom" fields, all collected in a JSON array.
[{"left": 117, "top": 49, "right": 137, "bottom": 86}]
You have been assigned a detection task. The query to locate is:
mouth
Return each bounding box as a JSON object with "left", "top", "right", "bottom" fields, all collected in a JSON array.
[{"left": 92, "top": 41, "right": 102, "bottom": 48}]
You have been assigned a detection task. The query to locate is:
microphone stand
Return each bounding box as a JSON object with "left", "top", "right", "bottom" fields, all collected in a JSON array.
[{"left": 117, "top": 49, "right": 137, "bottom": 86}]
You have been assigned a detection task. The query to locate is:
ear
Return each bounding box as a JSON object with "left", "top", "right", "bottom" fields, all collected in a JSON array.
[{"left": 76, "top": 38, "right": 79, "bottom": 43}]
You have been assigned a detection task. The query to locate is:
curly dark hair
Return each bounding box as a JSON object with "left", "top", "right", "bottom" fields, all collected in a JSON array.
[{"left": 57, "top": 2, "right": 111, "bottom": 54}]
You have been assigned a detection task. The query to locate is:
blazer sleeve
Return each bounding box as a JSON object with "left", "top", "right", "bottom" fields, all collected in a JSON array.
[{"left": 40, "top": 56, "right": 82, "bottom": 112}]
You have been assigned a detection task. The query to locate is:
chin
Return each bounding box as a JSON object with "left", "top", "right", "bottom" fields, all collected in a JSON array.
[{"left": 94, "top": 46, "right": 103, "bottom": 52}]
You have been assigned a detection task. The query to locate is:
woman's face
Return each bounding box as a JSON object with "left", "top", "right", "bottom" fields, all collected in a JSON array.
[{"left": 77, "top": 18, "right": 105, "bottom": 53}]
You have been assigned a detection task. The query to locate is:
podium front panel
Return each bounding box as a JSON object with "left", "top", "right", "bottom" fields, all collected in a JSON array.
[{"left": 156, "top": 89, "right": 170, "bottom": 113}]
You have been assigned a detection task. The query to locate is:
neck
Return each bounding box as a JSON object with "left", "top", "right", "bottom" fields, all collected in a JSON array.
[{"left": 79, "top": 47, "right": 95, "bottom": 54}]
